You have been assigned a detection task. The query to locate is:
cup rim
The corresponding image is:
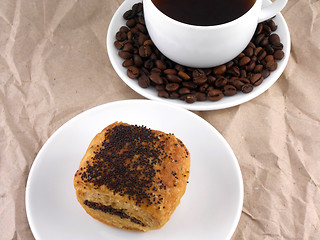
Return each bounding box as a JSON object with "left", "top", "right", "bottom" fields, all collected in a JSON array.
[{"left": 145, "top": 0, "right": 261, "bottom": 29}]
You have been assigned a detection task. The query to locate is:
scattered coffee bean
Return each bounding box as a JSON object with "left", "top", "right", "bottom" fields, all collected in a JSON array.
[
  {"left": 241, "top": 83, "right": 254, "bottom": 93},
  {"left": 138, "top": 75, "right": 150, "bottom": 88},
  {"left": 158, "top": 90, "right": 169, "bottom": 98},
  {"left": 127, "top": 66, "right": 139, "bottom": 79},
  {"left": 274, "top": 50, "right": 284, "bottom": 60},
  {"left": 114, "top": 3, "right": 285, "bottom": 103},
  {"left": 208, "top": 89, "right": 224, "bottom": 101},
  {"left": 213, "top": 65, "right": 227, "bottom": 75}
]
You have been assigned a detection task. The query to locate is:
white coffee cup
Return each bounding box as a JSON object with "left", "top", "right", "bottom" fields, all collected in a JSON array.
[{"left": 143, "top": 0, "right": 287, "bottom": 68}]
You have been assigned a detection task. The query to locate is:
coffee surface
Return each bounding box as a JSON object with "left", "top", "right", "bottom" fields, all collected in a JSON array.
[{"left": 151, "top": 0, "right": 256, "bottom": 26}]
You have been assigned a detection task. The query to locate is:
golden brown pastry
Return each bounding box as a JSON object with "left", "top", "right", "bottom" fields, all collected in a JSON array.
[{"left": 74, "top": 122, "right": 190, "bottom": 232}]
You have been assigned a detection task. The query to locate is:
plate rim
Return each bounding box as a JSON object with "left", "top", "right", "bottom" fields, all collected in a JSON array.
[
  {"left": 106, "top": 0, "right": 291, "bottom": 111},
  {"left": 25, "top": 99, "right": 244, "bottom": 240}
]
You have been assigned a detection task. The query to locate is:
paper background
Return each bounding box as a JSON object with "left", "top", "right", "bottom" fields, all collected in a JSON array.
[{"left": 0, "top": 0, "right": 319, "bottom": 239}]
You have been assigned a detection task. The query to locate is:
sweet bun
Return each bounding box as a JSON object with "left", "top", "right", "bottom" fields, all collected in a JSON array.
[{"left": 74, "top": 122, "right": 190, "bottom": 231}]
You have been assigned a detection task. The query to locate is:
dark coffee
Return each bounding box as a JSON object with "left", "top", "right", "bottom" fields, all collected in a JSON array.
[{"left": 151, "top": 0, "right": 256, "bottom": 26}]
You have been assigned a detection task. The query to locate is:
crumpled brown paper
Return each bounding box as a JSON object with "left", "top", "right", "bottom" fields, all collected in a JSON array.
[{"left": 0, "top": 0, "right": 319, "bottom": 239}]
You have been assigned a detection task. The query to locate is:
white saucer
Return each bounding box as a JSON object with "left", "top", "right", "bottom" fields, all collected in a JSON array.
[
  {"left": 26, "top": 100, "right": 243, "bottom": 240},
  {"left": 106, "top": 0, "right": 290, "bottom": 111}
]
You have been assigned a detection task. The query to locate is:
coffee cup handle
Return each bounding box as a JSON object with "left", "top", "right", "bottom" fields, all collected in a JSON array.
[{"left": 258, "top": 0, "right": 288, "bottom": 23}]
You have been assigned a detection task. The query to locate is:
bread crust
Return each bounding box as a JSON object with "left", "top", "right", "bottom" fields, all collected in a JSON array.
[{"left": 74, "top": 122, "right": 190, "bottom": 231}]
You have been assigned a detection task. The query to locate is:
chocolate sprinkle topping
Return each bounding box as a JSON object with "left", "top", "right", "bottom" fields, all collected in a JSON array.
[{"left": 80, "top": 124, "right": 171, "bottom": 206}]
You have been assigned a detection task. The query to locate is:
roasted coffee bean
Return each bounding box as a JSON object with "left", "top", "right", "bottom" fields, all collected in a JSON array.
[
  {"left": 223, "top": 85, "right": 237, "bottom": 96},
  {"left": 179, "top": 87, "right": 191, "bottom": 95},
  {"left": 150, "top": 68, "right": 161, "bottom": 75},
  {"left": 164, "top": 69, "right": 177, "bottom": 75},
  {"left": 248, "top": 42, "right": 256, "bottom": 49},
  {"left": 123, "top": 10, "right": 134, "bottom": 20},
  {"left": 138, "top": 15, "right": 145, "bottom": 25},
  {"left": 182, "top": 81, "right": 197, "bottom": 89},
  {"left": 155, "top": 85, "right": 165, "bottom": 91},
  {"left": 227, "top": 66, "right": 240, "bottom": 76},
  {"left": 120, "top": 26, "right": 130, "bottom": 33},
  {"left": 241, "top": 83, "right": 254, "bottom": 93},
  {"left": 122, "top": 43, "right": 134, "bottom": 52},
  {"left": 131, "top": 27, "right": 139, "bottom": 35},
  {"left": 244, "top": 47, "right": 254, "bottom": 57},
  {"left": 138, "top": 33, "right": 148, "bottom": 45},
  {"left": 273, "top": 43, "right": 283, "bottom": 50},
  {"left": 165, "top": 83, "right": 180, "bottom": 92},
  {"left": 150, "top": 53, "right": 157, "bottom": 61},
  {"left": 131, "top": 3, "right": 140, "bottom": 15},
  {"left": 255, "top": 33, "right": 265, "bottom": 46},
  {"left": 167, "top": 74, "right": 182, "bottom": 83},
  {"left": 144, "top": 59, "right": 154, "bottom": 69},
  {"left": 116, "top": 31, "right": 127, "bottom": 41},
  {"left": 254, "top": 47, "right": 263, "bottom": 56},
  {"left": 263, "top": 24, "right": 272, "bottom": 35},
  {"left": 239, "top": 56, "right": 251, "bottom": 66},
  {"left": 140, "top": 67, "right": 149, "bottom": 75},
  {"left": 215, "top": 77, "right": 227, "bottom": 88},
  {"left": 126, "top": 18, "right": 136, "bottom": 28},
  {"left": 178, "top": 71, "right": 190, "bottom": 80},
  {"left": 207, "top": 76, "right": 216, "bottom": 85},
  {"left": 133, "top": 54, "right": 143, "bottom": 67},
  {"left": 240, "top": 69, "right": 247, "bottom": 78},
  {"left": 175, "top": 64, "right": 185, "bottom": 72},
  {"left": 260, "top": 38, "right": 269, "bottom": 47},
  {"left": 269, "top": 34, "right": 281, "bottom": 46},
  {"left": 185, "top": 94, "right": 197, "bottom": 103},
  {"left": 261, "top": 69, "right": 270, "bottom": 78},
  {"left": 264, "top": 55, "right": 274, "bottom": 62},
  {"left": 122, "top": 59, "right": 134, "bottom": 67},
  {"left": 267, "top": 20, "right": 277, "bottom": 31},
  {"left": 199, "top": 83, "right": 209, "bottom": 93},
  {"left": 255, "top": 23, "right": 263, "bottom": 35},
  {"left": 253, "top": 64, "right": 263, "bottom": 73},
  {"left": 213, "top": 65, "right": 227, "bottom": 75},
  {"left": 169, "top": 92, "right": 180, "bottom": 99},
  {"left": 119, "top": 51, "right": 132, "bottom": 59},
  {"left": 266, "top": 60, "right": 278, "bottom": 71},
  {"left": 226, "top": 60, "right": 234, "bottom": 68},
  {"left": 274, "top": 50, "right": 284, "bottom": 60},
  {"left": 136, "top": 2, "right": 143, "bottom": 12},
  {"left": 114, "top": 41, "right": 124, "bottom": 50},
  {"left": 149, "top": 73, "right": 163, "bottom": 85},
  {"left": 250, "top": 73, "right": 262, "bottom": 84},
  {"left": 251, "top": 56, "right": 258, "bottom": 62},
  {"left": 139, "top": 45, "right": 152, "bottom": 58},
  {"left": 257, "top": 50, "right": 267, "bottom": 61},
  {"left": 237, "top": 52, "right": 245, "bottom": 59},
  {"left": 138, "top": 75, "right": 150, "bottom": 88},
  {"left": 155, "top": 60, "right": 166, "bottom": 70},
  {"left": 127, "top": 66, "right": 140, "bottom": 79},
  {"left": 192, "top": 69, "right": 207, "bottom": 85},
  {"left": 143, "top": 40, "right": 154, "bottom": 46},
  {"left": 208, "top": 89, "right": 224, "bottom": 101},
  {"left": 136, "top": 23, "right": 147, "bottom": 33},
  {"left": 126, "top": 31, "right": 133, "bottom": 40},
  {"left": 232, "top": 79, "right": 245, "bottom": 90},
  {"left": 158, "top": 90, "right": 169, "bottom": 98},
  {"left": 195, "top": 92, "right": 207, "bottom": 101}
]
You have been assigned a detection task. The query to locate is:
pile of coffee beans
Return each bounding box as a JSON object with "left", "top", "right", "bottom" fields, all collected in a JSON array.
[{"left": 114, "top": 2, "right": 285, "bottom": 104}]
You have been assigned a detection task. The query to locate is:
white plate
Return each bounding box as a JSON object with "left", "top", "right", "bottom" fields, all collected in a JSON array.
[
  {"left": 26, "top": 99, "right": 243, "bottom": 240},
  {"left": 106, "top": 0, "right": 290, "bottom": 111}
]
